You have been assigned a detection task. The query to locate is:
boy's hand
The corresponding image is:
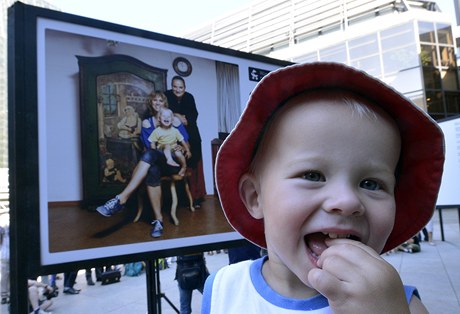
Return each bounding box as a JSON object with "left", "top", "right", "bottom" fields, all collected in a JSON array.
[
  {"left": 307, "top": 239, "right": 410, "bottom": 314},
  {"left": 185, "top": 150, "right": 192, "bottom": 159}
]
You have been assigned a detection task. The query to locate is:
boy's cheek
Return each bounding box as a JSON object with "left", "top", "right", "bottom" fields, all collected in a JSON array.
[{"left": 371, "top": 216, "right": 395, "bottom": 252}]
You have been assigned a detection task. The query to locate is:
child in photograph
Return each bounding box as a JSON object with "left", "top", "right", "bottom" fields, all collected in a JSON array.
[
  {"left": 102, "top": 158, "right": 126, "bottom": 183},
  {"left": 203, "top": 62, "right": 444, "bottom": 313},
  {"left": 148, "top": 108, "right": 191, "bottom": 177},
  {"left": 117, "top": 105, "right": 141, "bottom": 139}
]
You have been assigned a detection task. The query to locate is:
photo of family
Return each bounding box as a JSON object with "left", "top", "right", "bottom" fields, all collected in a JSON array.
[
  {"left": 78, "top": 54, "right": 211, "bottom": 240},
  {"left": 33, "top": 18, "right": 287, "bottom": 266}
]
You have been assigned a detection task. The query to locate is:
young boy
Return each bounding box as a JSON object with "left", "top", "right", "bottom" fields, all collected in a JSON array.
[
  {"left": 203, "top": 62, "right": 444, "bottom": 313},
  {"left": 148, "top": 108, "right": 191, "bottom": 177}
]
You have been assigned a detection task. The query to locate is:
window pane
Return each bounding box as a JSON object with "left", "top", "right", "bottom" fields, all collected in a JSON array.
[
  {"left": 423, "top": 67, "right": 441, "bottom": 89},
  {"left": 439, "top": 46, "right": 456, "bottom": 68},
  {"left": 420, "top": 44, "right": 437, "bottom": 67},
  {"left": 381, "top": 24, "right": 419, "bottom": 74},
  {"left": 294, "top": 52, "right": 319, "bottom": 63},
  {"left": 386, "top": 68, "right": 423, "bottom": 94},
  {"left": 319, "top": 44, "right": 347, "bottom": 63},
  {"left": 349, "top": 34, "right": 378, "bottom": 60},
  {"left": 419, "top": 21, "right": 436, "bottom": 43},
  {"left": 101, "top": 84, "right": 118, "bottom": 116},
  {"left": 426, "top": 90, "right": 445, "bottom": 120},
  {"left": 350, "top": 55, "right": 381, "bottom": 77},
  {"left": 445, "top": 91, "right": 460, "bottom": 116},
  {"left": 381, "top": 23, "right": 415, "bottom": 51},
  {"left": 437, "top": 23, "right": 453, "bottom": 45},
  {"left": 441, "top": 69, "right": 459, "bottom": 91},
  {"left": 382, "top": 46, "right": 418, "bottom": 73}
]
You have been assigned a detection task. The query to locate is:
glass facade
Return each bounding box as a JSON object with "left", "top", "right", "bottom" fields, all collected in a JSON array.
[
  {"left": 419, "top": 21, "right": 459, "bottom": 120},
  {"left": 349, "top": 34, "right": 381, "bottom": 77},
  {"left": 292, "top": 21, "right": 460, "bottom": 121},
  {"left": 296, "top": 23, "right": 424, "bottom": 97},
  {"left": 319, "top": 44, "right": 347, "bottom": 63},
  {"left": 380, "top": 24, "right": 419, "bottom": 75}
]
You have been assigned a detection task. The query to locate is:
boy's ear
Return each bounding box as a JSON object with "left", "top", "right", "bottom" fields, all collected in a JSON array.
[{"left": 239, "top": 173, "right": 264, "bottom": 219}]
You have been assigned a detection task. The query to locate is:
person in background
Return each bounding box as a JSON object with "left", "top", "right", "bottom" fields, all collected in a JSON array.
[
  {"left": 396, "top": 235, "right": 421, "bottom": 253},
  {"left": 423, "top": 215, "right": 436, "bottom": 246},
  {"left": 0, "top": 223, "right": 9, "bottom": 304},
  {"left": 39, "top": 274, "right": 58, "bottom": 292},
  {"left": 28, "top": 279, "right": 54, "bottom": 314},
  {"left": 63, "top": 271, "right": 80, "bottom": 295},
  {"left": 85, "top": 268, "right": 95, "bottom": 286},
  {"left": 165, "top": 76, "right": 206, "bottom": 207},
  {"left": 227, "top": 240, "right": 263, "bottom": 265},
  {"left": 175, "top": 253, "right": 209, "bottom": 314}
]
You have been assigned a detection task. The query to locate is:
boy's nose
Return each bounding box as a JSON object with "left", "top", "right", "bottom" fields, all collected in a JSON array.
[{"left": 322, "top": 185, "right": 365, "bottom": 216}]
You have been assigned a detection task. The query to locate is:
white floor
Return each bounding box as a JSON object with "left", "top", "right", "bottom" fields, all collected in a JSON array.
[{"left": 2, "top": 208, "right": 459, "bottom": 314}]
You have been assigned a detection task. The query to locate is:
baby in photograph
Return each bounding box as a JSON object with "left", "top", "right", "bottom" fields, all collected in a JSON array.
[{"left": 148, "top": 108, "right": 191, "bottom": 177}]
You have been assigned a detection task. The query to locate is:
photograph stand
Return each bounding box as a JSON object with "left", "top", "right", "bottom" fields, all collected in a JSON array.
[{"left": 146, "top": 259, "right": 179, "bottom": 314}]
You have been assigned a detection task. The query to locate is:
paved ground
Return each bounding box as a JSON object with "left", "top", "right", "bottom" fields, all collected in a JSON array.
[{"left": 2, "top": 208, "right": 459, "bottom": 313}]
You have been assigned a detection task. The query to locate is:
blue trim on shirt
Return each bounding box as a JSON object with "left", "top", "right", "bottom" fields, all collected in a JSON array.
[
  {"left": 404, "top": 285, "right": 419, "bottom": 303},
  {"left": 250, "top": 256, "right": 329, "bottom": 310},
  {"left": 201, "top": 271, "right": 216, "bottom": 313}
]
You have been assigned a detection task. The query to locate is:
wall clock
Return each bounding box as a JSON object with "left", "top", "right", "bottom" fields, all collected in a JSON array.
[{"left": 173, "top": 57, "right": 192, "bottom": 77}]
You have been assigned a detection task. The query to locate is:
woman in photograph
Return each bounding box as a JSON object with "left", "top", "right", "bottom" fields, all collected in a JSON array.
[{"left": 165, "top": 76, "right": 206, "bottom": 207}]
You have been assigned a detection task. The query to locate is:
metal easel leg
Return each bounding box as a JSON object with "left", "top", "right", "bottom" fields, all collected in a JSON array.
[{"left": 146, "top": 259, "right": 179, "bottom": 314}]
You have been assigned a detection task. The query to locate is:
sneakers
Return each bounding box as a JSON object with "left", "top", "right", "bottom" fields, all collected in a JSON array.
[
  {"left": 63, "top": 287, "right": 80, "bottom": 295},
  {"left": 151, "top": 220, "right": 164, "bottom": 238},
  {"left": 96, "top": 195, "right": 125, "bottom": 217}
]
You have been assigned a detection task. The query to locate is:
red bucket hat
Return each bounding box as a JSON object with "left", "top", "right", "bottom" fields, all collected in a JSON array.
[{"left": 215, "top": 62, "right": 444, "bottom": 253}]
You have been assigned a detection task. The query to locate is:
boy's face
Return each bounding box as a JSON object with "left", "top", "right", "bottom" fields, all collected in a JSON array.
[
  {"left": 160, "top": 110, "right": 173, "bottom": 127},
  {"left": 243, "top": 93, "right": 401, "bottom": 288}
]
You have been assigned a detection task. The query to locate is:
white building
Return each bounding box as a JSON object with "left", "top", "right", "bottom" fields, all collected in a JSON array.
[
  {"left": 0, "top": 0, "right": 58, "bottom": 169},
  {"left": 185, "top": 0, "right": 460, "bottom": 121}
]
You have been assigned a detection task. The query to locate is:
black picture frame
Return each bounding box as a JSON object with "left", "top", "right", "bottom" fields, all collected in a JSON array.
[{"left": 8, "top": 2, "right": 292, "bottom": 277}]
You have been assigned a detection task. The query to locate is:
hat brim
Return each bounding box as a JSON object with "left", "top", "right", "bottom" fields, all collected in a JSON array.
[{"left": 216, "top": 62, "right": 444, "bottom": 253}]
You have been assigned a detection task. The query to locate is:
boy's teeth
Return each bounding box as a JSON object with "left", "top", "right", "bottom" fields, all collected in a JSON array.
[{"left": 321, "top": 232, "right": 349, "bottom": 239}]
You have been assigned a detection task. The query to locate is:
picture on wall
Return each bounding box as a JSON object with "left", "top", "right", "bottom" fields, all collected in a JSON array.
[{"left": 77, "top": 54, "right": 168, "bottom": 204}]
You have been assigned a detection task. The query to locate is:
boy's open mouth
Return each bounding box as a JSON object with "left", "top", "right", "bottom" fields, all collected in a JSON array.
[{"left": 305, "top": 232, "right": 362, "bottom": 260}]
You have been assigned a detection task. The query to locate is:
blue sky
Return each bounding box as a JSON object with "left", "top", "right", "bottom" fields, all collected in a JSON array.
[{"left": 48, "top": 0, "right": 254, "bottom": 36}]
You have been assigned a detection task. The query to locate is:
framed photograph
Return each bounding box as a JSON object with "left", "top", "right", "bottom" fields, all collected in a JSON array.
[{"left": 8, "top": 2, "right": 291, "bottom": 274}]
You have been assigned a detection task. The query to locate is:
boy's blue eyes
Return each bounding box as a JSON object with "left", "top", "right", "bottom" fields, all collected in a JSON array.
[
  {"left": 359, "top": 179, "right": 381, "bottom": 191},
  {"left": 302, "top": 171, "right": 325, "bottom": 182},
  {"left": 302, "top": 171, "right": 383, "bottom": 191}
]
